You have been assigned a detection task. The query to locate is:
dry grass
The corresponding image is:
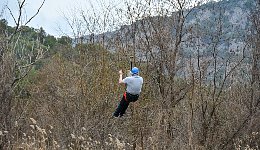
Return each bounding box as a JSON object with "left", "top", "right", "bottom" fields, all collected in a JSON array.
[{"left": 1, "top": 118, "right": 137, "bottom": 150}]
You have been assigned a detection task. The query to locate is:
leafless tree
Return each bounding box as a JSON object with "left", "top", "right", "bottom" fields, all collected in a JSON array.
[
  {"left": 0, "top": 0, "right": 45, "bottom": 148},
  {"left": 1, "top": 0, "right": 258, "bottom": 149}
]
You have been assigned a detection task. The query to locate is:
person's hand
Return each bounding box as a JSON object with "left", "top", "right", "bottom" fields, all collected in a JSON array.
[{"left": 119, "top": 70, "right": 123, "bottom": 75}]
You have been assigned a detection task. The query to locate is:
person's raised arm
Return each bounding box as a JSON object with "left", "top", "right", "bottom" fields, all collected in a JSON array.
[{"left": 118, "top": 70, "right": 124, "bottom": 84}]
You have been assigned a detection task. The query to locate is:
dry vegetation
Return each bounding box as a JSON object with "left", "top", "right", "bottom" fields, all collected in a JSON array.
[{"left": 0, "top": 0, "right": 259, "bottom": 149}]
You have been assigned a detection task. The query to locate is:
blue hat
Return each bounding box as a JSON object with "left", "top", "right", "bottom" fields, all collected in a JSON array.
[{"left": 131, "top": 67, "right": 139, "bottom": 74}]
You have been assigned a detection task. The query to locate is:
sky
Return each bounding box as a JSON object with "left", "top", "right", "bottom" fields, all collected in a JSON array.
[
  {"left": 0, "top": 0, "right": 211, "bottom": 37},
  {"left": 0, "top": 0, "right": 124, "bottom": 37}
]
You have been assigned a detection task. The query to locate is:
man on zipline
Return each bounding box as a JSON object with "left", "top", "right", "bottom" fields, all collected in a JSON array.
[{"left": 113, "top": 67, "right": 143, "bottom": 117}]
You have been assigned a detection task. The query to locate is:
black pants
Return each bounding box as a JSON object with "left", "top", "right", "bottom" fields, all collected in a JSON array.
[{"left": 113, "top": 92, "right": 139, "bottom": 117}]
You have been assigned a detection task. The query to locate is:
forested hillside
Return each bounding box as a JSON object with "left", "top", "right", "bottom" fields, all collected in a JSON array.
[{"left": 0, "top": 0, "right": 259, "bottom": 149}]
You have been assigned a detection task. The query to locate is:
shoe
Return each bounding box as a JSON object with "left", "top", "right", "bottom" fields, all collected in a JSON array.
[
  {"left": 119, "top": 114, "right": 124, "bottom": 117},
  {"left": 113, "top": 113, "right": 119, "bottom": 118}
]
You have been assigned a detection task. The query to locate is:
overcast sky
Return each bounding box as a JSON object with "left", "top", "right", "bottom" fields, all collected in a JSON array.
[
  {"left": 0, "top": 0, "right": 210, "bottom": 37},
  {"left": 0, "top": 0, "right": 124, "bottom": 37}
]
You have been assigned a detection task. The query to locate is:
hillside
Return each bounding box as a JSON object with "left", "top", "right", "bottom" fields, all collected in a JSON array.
[
  {"left": 0, "top": 0, "right": 259, "bottom": 149},
  {"left": 78, "top": 0, "right": 256, "bottom": 84}
]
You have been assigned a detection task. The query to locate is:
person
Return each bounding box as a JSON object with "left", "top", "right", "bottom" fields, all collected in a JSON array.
[{"left": 113, "top": 67, "right": 143, "bottom": 117}]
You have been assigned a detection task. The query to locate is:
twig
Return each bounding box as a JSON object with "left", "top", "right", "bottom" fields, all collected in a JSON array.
[{"left": 24, "top": 0, "right": 46, "bottom": 26}]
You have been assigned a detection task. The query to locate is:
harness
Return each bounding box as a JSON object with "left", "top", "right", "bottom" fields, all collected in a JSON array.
[{"left": 123, "top": 92, "right": 139, "bottom": 102}]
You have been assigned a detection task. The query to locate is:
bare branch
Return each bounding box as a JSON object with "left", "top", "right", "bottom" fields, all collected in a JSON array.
[
  {"left": 14, "top": 0, "right": 26, "bottom": 33},
  {"left": 6, "top": 6, "right": 17, "bottom": 25},
  {"left": 24, "top": 0, "right": 46, "bottom": 25}
]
